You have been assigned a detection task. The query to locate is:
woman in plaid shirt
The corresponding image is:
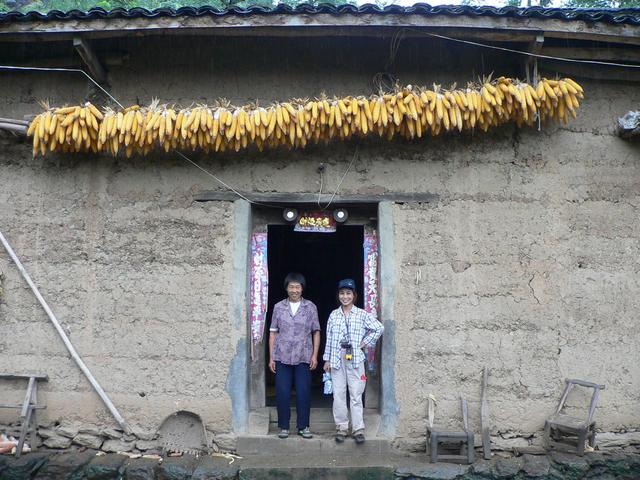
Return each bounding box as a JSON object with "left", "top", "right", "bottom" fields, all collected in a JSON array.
[{"left": 323, "top": 278, "right": 384, "bottom": 444}]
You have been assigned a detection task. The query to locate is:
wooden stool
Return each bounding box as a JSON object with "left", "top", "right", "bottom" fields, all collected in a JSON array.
[
  {"left": 0, "top": 373, "right": 48, "bottom": 457},
  {"left": 426, "top": 396, "right": 475, "bottom": 464},
  {"left": 544, "top": 378, "right": 605, "bottom": 456}
]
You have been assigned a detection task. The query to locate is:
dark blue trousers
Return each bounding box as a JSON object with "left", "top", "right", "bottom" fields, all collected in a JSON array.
[{"left": 275, "top": 362, "right": 311, "bottom": 430}]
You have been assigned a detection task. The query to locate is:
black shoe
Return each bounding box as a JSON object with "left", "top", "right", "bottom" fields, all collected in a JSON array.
[
  {"left": 354, "top": 430, "right": 365, "bottom": 444},
  {"left": 335, "top": 430, "right": 347, "bottom": 443}
]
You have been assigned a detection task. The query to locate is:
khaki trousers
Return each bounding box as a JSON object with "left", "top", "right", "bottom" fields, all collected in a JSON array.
[{"left": 331, "top": 358, "right": 366, "bottom": 433}]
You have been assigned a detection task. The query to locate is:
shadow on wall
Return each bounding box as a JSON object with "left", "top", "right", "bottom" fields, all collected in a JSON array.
[{"left": 158, "top": 410, "right": 208, "bottom": 454}]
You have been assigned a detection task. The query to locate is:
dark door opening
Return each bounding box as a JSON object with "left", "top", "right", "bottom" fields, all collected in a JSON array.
[{"left": 265, "top": 224, "right": 364, "bottom": 408}]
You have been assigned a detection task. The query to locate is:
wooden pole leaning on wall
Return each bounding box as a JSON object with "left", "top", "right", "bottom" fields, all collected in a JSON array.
[
  {"left": 481, "top": 367, "right": 491, "bottom": 460},
  {"left": 0, "top": 229, "right": 131, "bottom": 434}
]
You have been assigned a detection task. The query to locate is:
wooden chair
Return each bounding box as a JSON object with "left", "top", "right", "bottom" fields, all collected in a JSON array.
[
  {"left": 0, "top": 374, "right": 48, "bottom": 457},
  {"left": 544, "top": 378, "right": 605, "bottom": 456},
  {"left": 426, "top": 395, "right": 475, "bottom": 464}
]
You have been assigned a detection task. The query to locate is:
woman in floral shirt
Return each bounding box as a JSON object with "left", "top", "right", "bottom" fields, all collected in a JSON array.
[{"left": 269, "top": 272, "right": 320, "bottom": 439}]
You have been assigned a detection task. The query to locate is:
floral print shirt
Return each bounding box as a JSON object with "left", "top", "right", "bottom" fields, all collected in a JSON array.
[{"left": 270, "top": 298, "right": 320, "bottom": 365}]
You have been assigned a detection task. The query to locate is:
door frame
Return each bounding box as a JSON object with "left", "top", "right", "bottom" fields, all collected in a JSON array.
[{"left": 241, "top": 202, "right": 398, "bottom": 437}]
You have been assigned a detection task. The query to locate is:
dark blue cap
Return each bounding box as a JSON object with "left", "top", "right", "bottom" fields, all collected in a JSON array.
[{"left": 337, "top": 278, "right": 356, "bottom": 291}]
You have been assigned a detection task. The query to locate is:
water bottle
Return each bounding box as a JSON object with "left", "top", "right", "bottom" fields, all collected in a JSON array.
[{"left": 323, "top": 372, "right": 333, "bottom": 395}]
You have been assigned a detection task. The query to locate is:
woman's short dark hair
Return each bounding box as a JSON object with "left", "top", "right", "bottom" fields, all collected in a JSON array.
[{"left": 284, "top": 272, "right": 306, "bottom": 290}]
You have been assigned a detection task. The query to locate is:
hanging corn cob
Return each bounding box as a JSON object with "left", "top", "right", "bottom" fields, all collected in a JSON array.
[{"left": 27, "top": 77, "right": 584, "bottom": 158}]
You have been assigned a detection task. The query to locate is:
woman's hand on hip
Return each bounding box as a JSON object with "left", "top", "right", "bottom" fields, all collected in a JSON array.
[
  {"left": 269, "top": 359, "right": 276, "bottom": 374},
  {"left": 309, "top": 356, "right": 318, "bottom": 370},
  {"left": 323, "top": 361, "right": 331, "bottom": 373}
]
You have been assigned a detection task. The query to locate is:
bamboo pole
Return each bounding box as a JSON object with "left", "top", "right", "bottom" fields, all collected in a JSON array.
[{"left": 0, "top": 229, "right": 131, "bottom": 434}]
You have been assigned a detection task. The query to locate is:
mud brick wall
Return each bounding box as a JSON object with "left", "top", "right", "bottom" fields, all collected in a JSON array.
[{"left": 0, "top": 35, "right": 639, "bottom": 450}]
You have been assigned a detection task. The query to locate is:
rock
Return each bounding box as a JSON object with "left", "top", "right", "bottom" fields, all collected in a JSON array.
[
  {"left": 191, "top": 455, "right": 239, "bottom": 480},
  {"left": 37, "top": 428, "right": 56, "bottom": 439},
  {"left": 123, "top": 457, "right": 161, "bottom": 480},
  {"left": 513, "top": 446, "right": 547, "bottom": 456},
  {"left": 1, "top": 453, "right": 49, "bottom": 480},
  {"left": 43, "top": 434, "right": 73, "bottom": 449},
  {"left": 84, "top": 454, "right": 127, "bottom": 480},
  {"left": 495, "top": 457, "right": 524, "bottom": 477},
  {"left": 598, "top": 452, "right": 639, "bottom": 478},
  {"left": 101, "top": 428, "right": 124, "bottom": 440},
  {"left": 0, "top": 455, "right": 9, "bottom": 476},
  {"left": 131, "top": 427, "right": 158, "bottom": 441},
  {"left": 124, "top": 434, "right": 138, "bottom": 442},
  {"left": 625, "top": 452, "right": 640, "bottom": 472},
  {"left": 596, "top": 432, "right": 640, "bottom": 449},
  {"left": 551, "top": 451, "right": 590, "bottom": 478},
  {"left": 212, "top": 434, "right": 236, "bottom": 452},
  {"left": 584, "top": 468, "right": 616, "bottom": 479},
  {"left": 395, "top": 463, "right": 470, "bottom": 479},
  {"left": 492, "top": 436, "right": 531, "bottom": 451},
  {"left": 523, "top": 454, "right": 552, "bottom": 477},
  {"left": 617, "top": 111, "right": 640, "bottom": 138},
  {"left": 157, "top": 455, "right": 198, "bottom": 480},
  {"left": 136, "top": 439, "right": 161, "bottom": 451},
  {"left": 73, "top": 433, "right": 104, "bottom": 450},
  {"left": 79, "top": 426, "right": 102, "bottom": 437},
  {"left": 470, "top": 459, "right": 493, "bottom": 476},
  {"left": 56, "top": 424, "right": 80, "bottom": 438},
  {"left": 102, "top": 439, "right": 134, "bottom": 453},
  {"left": 33, "top": 450, "right": 95, "bottom": 480}
]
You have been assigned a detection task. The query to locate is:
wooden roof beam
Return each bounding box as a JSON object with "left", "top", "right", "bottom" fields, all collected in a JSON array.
[
  {"left": 523, "top": 34, "right": 544, "bottom": 80},
  {"left": 73, "top": 36, "right": 107, "bottom": 84}
]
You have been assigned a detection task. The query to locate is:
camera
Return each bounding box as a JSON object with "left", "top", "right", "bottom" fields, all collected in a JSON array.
[{"left": 340, "top": 342, "right": 353, "bottom": 360}]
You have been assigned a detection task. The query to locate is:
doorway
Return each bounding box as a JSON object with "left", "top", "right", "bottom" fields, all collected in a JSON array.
[{"left": 265, "top": 224, "right": 364, "bottom": 407}]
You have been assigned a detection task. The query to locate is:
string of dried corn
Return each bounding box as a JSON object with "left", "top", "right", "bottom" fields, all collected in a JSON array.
[{"left": 27, "top": 76, "right": 584, "bottom": 157}]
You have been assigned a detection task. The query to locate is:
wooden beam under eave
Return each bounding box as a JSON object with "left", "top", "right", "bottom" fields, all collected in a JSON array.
[
  {"left": 541, "top": 46, "right": 640, "bottom": 64},
  {"left": 193, "top": 191, "right": 439, "bottom": 204},
  {"left": 540, "top": 59, "right": 640, "bottom": 82},
  {"left": 73, "top": 36, "right": 107, "bottom": 84}
]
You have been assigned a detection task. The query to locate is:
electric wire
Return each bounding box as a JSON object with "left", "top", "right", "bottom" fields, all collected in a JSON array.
[
  {"left": 0, "top": 65, "right": 125, "bottom": 108},
  {"left": 398, "top": 28, "right": 640, "bottom": 70},
  {"left": 321, "top": 145, "right": 358, "bottom": 210},
  {"left": 317, "top": 167, "right": 324, "bottom": 208},
  {"left": 175, "top": 151, "right": 277, "bottom": 208}
]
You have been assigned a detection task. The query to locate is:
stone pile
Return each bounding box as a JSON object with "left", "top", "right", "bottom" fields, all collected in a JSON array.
[{"left": 0, "top": 422, "right": 162, "bottom": 455}]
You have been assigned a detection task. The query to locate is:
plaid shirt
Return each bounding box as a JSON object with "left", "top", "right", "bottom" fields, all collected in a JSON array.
[{"left": 323, "top": 305, "right": 384, "bottom": 369}]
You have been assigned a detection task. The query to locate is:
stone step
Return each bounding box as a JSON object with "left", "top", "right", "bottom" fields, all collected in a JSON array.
[
  {"left": 236, "top": 434, "right": 391, "bottom": 456},
  {"left": 268, "top": 407, "right": 378, "bottom": 421},
  {"left": 266, "top": 407, "right": 381, "bottom": 434}
]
